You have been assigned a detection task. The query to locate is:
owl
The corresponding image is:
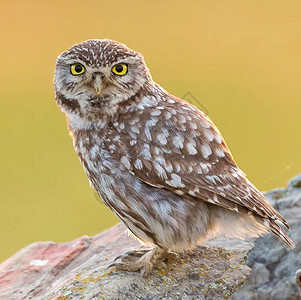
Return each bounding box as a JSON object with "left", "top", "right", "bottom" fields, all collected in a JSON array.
[{"left": 54, "top": 39, "right": 294, "bottom": 274}]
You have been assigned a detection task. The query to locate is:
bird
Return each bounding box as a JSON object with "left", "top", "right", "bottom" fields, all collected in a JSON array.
[{"left": 53, "top": 39, "right": 294, "bottom": 274}]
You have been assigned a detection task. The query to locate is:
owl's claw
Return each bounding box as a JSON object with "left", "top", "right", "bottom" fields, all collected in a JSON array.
[
  {"left": 108, "top": 246, "right": 176, "bottom": 276},
  {"left": 113, "top": 248, "right": 150, "bottom": 262},
  {"left": 107, "top": 262, "right": 118, "bottom": 270}
]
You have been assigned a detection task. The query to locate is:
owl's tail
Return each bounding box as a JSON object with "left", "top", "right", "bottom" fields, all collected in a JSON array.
[
  {"left": 253, "top": 214, "right": 295, "bottom": 249},
  {"left": 209, "top": 202, "right": 295, "bottom": 249}
]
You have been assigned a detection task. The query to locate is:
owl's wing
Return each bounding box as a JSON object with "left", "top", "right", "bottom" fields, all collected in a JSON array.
[{"left": 107, "top": 95, "right": 292, "bottom": 247}]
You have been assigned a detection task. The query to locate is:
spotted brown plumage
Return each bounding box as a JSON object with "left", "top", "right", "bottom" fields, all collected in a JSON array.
[{"left": 54, "top": 39, "right": 294, "bottom": 274}]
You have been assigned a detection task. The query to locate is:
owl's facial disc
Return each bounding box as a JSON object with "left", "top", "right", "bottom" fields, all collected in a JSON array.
[{"left": 54, "top": 39, "right": 153, "bottom": 117}]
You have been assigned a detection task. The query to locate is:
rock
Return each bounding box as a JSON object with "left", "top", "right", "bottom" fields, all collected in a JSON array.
[
  {"left": 248, "top": 263, "right": 269, "bottom": 287},
  {"left": 0, "top": 223, "right": 253, "bottom": 300},
  {"left": 0, "top": 224, "right": 253, "bottom": 300},
  {"left": 1, "top": 174, "right": 301, "bottom": 300},
  {"left": 230, "top": 173, "right": 301, "bottom": 300},
  {"left": 288, "top": 174, "right": 301, "bottom": 189}
]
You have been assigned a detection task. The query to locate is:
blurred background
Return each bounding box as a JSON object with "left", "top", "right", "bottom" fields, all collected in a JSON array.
[{"left": 0, "top": 0, "right": 300, "bottom": 263}]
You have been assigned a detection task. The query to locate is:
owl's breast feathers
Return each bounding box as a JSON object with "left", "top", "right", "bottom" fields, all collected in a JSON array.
[{"left": 99, "top": 89, "right": 293, "bottom": 248}]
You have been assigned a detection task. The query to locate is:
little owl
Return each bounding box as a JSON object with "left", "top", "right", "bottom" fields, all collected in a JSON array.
[{"left": 54, "top": 39, "right": 294, "bottom": 274}]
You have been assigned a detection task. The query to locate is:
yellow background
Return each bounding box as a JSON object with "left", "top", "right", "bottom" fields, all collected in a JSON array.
[{"left": 0, "top": 0, "right": 300, "bottom": 263}]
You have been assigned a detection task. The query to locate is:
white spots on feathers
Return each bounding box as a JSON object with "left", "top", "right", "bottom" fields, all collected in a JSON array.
[
  {"left": 186, "top": 143, "right": 198, "bottom": 155},
  {"left": 165, "top": 160, "right": 173, "bottom": 173},
  {"left": 215, "top": 148, "right": 225, "bottom": 157},
  {"left": 200, "top": 120, "right": 211, "bottom": 129},
  {"left": 121, "top": 156, "right": 131, "bottom": 169},
  {"left": 154, "top": 147, "right": 163, "bottom": 156},
  {"left": 172, "top": 134, "right": 184, "bottom": 149},
  {"left": 108, "top": 144, "right": 116, "bottom": 152},
  {"left": 189, "top": 122, "right": 198, "bottom": 130},
  {"left": 204, "top": 129, "right": 215, "bottom": 142},
  {"left": 156, "top": 156, "right": 167, "bottom": 167},
  {"left": 194, "top": 187, "right": 200, "bottom": 193},
  {"left": 128, "top": 130, "right": 137, "bottom": 139},
  {"left": 212, "top": 194, "right": 218, "bottom": 201},
  {"left": 169, "top": 108, "right": 177, "bottom": 115},
  {"left": 157, "top": 133, "right": 167, "bottom": 145},
  {"left": 134, "top": 159, "right": 143, "bottom": 170},
  {"left": 177, "top": 115, "right": 186, "bottom": 124},
  {"left": 113, "top": 135, "right": 120, "bottom": 142},
  {"left": 201, "top": 144, "right": 212, "bottom": 159},
  {"left": 165, "top": 173, "right": 185, "bottom": 188},
  {"left": 90, "top": 145, "right": 99, "bottom": 159},
  {"left": 162, "top": 147, "right": 172, "bottom": 154},
  {"left": 164, "top": 111, "right": 172, "bottom": 120},
  {"left": 130, "top": 125, "right": 140, "bottom": 134},
  {"left": 207, "top": 198, "right": 215, "bottom": 204},
  {"left": 138, "top": 96, "right": 157, "bottom": 108},
  {"left": 200, "top": 163, "right": 210, "bottom": 173},
  {"left": 130, "top": 140, "right": 137, "bottom": 146},
  {"left": 232, "top": 172, "right": 239, "bottom": 179},
  {"left": 175, "top": 189, "right": 184, "bottom": 195},
  {"left": 154, "top": 162, "right": 168, "bottom": 179},
  {"left": 215, "top": 134, "right": 222, "bottom": 144},
  {"left": 144, "top": 119, "right": 157, "bottom": 141},
  {"left": 140, "top": 144, "right": 152, "bottom": 160},
  {"left": 156, "top": 127, "right": 169, "bottom": 145},
  {"left": 188, "top": 138, "right": 196, "bottom": 147},
  {"left": 206, "top": 175, "right": 218, "bottom": 184},
  {"left": 150, "top": 109, "right": 161, "bottom": 116},
  {"left": 212, "top": 194, "right": 221, "bottom": 204}
]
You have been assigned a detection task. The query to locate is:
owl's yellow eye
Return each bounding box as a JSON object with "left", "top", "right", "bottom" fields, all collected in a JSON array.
[
  {"left": 70, "top": 64, "right": 85, "bottom": 75},
  {"left": 112, "top": 63, "right": 128, "bottom": 76}
]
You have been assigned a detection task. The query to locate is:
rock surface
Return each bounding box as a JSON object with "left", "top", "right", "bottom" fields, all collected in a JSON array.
[
  {"left": 230, "top": 174, "right": 301, "bottom": 300},
  {"left": 0, "top": 224, "right": 252, "bottom": 300},
  {"left": 1, "top": 174, "right": 301, "bottom": 300}
]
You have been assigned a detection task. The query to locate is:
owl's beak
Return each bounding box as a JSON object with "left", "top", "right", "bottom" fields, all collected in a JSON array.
[{"left": 93, "top": 74, "right": 102, "bottom": 95}]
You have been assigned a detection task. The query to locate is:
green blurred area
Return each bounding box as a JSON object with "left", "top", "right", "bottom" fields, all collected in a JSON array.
[{"left": 0, "top": 0, "right": 300, "bottom": 263}]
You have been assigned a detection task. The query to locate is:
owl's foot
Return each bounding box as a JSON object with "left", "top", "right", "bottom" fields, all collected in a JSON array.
[{"left": 109, "top": 246, "right": 178, "bottom": 276}]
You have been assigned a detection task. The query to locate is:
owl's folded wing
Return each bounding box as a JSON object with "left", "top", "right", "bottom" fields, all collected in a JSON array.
[{"left": 107, "top": 96, "right": 292, "bottom": 246}]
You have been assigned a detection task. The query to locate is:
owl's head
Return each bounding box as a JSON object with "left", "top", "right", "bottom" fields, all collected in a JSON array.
[{"left": 54, "top": 39, "right": 152, "bottom": 121}]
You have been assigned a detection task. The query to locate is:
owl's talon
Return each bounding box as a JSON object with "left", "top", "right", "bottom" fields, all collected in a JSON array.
[
  {"left": 113, "top": 248, "right": 150, "bottom": 263},
  {"left": 107, "top": 262, "right": 118, "bottom": 270},
  {"left": 113, "top": 254, "right": 124, "bottom": 262},
  {"left": 107, "top": 246, "right": 168, "bottom": 275}
]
